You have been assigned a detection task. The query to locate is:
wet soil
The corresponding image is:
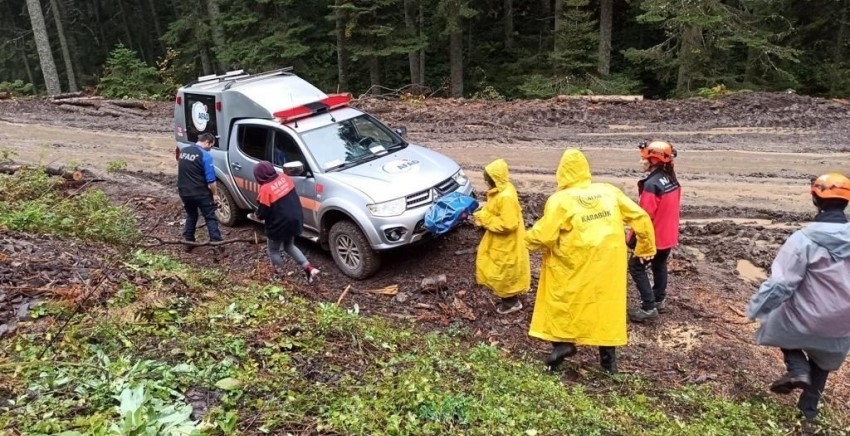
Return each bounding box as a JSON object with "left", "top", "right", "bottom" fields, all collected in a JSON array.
[{"left": 1, "top": 92, "right": 849, "bottom": 420}]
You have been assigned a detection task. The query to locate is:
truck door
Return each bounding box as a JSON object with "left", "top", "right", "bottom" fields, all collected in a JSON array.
[
  {"left": 272, "top": 129, "right": 319, "bottom": 232},
  {"left": 229, "top": 123, "right": 273, "bottom": 207}
]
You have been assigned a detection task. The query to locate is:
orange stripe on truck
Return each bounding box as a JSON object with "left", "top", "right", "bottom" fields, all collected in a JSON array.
[{"left": 300, "top": 197, "right": 320, "bottom": 211}]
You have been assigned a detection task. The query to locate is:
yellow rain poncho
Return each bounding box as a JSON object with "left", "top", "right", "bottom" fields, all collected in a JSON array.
[
  {"left": 526, "top": 149, "right": 655, "bottom": 346},
  {"left": 473, "top": 159, "right": 531, "bottom": 298}
]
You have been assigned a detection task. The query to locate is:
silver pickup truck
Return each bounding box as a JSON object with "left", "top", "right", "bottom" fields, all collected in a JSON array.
[{"left": 173, "top": 68, "right": 473, "bottom": 279}]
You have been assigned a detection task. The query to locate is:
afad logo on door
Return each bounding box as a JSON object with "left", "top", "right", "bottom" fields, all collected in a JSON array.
[
  {"left": 382, "top": 159, "right": 420, "bottom": 174},
  {"left": 191, "top": 101, "right": 210, "bottom": 131}
]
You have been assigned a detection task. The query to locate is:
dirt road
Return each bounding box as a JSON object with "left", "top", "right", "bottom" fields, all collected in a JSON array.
[{"left": 2, "top": 120, "right": 846, "bottom": 214}]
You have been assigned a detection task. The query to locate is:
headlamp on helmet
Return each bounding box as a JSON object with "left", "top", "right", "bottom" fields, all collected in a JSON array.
[{"left": 639, "top": 140, "right": 677, "bottom": 163}]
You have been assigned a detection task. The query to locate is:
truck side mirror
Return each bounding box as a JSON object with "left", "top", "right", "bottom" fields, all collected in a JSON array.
[
  {"left": 282, "top": 161, "right": 305, "bottom": 177},
  {"left": 395, "top": 126, "right": 408, "bottom": 137}
]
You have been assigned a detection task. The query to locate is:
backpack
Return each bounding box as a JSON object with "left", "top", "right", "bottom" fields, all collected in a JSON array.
[{"left": 424, "top": 192, "right": 479, "bottom": 236}]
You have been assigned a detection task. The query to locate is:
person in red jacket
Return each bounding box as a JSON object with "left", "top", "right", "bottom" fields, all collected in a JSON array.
[
  {"left": 253, "top": 161, "right": 320, "bottom": 283},
  {"left": 628, "top": 140, "right": 681, "bottom": 322}
]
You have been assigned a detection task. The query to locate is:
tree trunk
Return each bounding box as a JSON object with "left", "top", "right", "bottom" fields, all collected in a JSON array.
[
  {"left": 335, "top": 0, "right": 349, "bottom": 92},
  {"left": 369, "top": 57, "right": 381, "bottom": 94},
  {"left": 597, "top": 0, "right": 612, "bottom": 76},
  {"left": 25, "top": 0, "right": 61, "bottom": 95},
  {"left": 449, "top": 29, "right": 463, "bottom": 97},
  {"left": 200, "top": 47, "right": 213, "bottom": 75},
  {"left": 743, "top": 47, "right": 759, "bottom": 87},
  {"left": 93, "top": 2, "right": 108, "bottom": 55},
  {"left": 206, "top": 0, "right": 226, "bottom": 71},
  {"left": 831, "top": 0, "right": 849, "bottom": 96},
  {"left": 553, "top": 0, "right": 564, "bottom": 54},
  {"left": 676, "top": 25, "right": 701, "bottom": 96},
  {"left": 419, "top": 4, "right": 426, "bottom": 90},
  {"left": 146, "top": 0, "right": 163, "bottom": 45},
  {"left": 116, "top": 0, "right": 135, "bottom": 54},
  {"left": 404, "top": 0, "right": 421, "bottom": 91},
  {"left": 504, "top": 0, "right": 514, "bottom": 50},
  {"left": 50, "top": 0, "right": 78, "bottom": 92},
  {"left": 20, "top": 42, "right": 36, "bottom": 89}
]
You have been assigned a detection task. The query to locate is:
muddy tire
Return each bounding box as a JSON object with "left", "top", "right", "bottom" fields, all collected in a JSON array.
[
  {"left": 215, "top": 181, "right": 244, "bottom": 227},
  {"left": 329, "top": 220, "right": 381, "bottom": 280}
]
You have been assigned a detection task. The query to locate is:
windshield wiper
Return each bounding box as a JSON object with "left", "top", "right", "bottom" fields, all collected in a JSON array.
[
  {"left": 386, "top": 141, "right": 408, "bottom": 152},
  {"left": 326, "top": 154, "right": 382, "bottom": 172}
]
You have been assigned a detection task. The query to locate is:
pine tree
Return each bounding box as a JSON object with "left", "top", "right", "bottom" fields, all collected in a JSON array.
[{"left": 551, "top": 0, "right": 597, "bottom": 76}]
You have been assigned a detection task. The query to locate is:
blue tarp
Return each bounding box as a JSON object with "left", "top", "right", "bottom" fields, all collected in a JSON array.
[{"left": 423, "top": 192, "right": 479, "bottom": 236}]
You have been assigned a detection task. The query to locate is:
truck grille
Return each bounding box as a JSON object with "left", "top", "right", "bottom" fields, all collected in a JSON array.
[{"left": 405, "top": 177, "right": 461, "bottom": 209}]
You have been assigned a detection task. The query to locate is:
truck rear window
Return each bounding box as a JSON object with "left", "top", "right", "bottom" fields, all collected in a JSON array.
[{"left": 184, "top": 93, "right": 218, "bottom": 144}]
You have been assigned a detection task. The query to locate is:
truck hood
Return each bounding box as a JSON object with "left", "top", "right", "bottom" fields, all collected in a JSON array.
[{"left": 325, "top": 144, "right": 461, "bottom": 203}]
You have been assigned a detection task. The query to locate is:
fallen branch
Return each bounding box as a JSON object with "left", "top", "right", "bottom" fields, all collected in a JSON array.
[
  {"left": 49, "top": 91, "right": 85, "bottom": 100},
  {"left": 137, "top": 236, "right": 263, "bottom": 248},
  {"left": 98, "top": 105, "right": 142, "bottom": 119},
  {"left": 51, "top": 97, "right": 101, "bottom": 107},
  {"left": 365, "top": 284, "right": 399, "bottom": 296},
  {"left": 108, "top": 99, "right": 149, "bottom": 110},
  {"left": 336, "top": 285, "right": 351, "bottom": 305},
  {"left": 0, "top": 164, "right": 83, "bottom": 181},
  {"left": 56, "top": 103, "right": 103, "bottom": 117},
  {"left": 555, "top": 94, "right": 644, "bottom": 103},
  {"left": 726, "top": 304, "right": 747, "bottom": 318}
]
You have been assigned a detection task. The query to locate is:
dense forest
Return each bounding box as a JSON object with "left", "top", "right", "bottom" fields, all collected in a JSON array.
[{"left": 1, "top": 0, "right": 849, "bottom": 99}]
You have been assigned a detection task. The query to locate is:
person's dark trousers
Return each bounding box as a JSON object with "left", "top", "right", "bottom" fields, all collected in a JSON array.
[
  {"left": 629, "top": 248, "right": 672, "bottom": 311},
  {"left": 181, "top": 194, "right": 222, "bottom": 242},
  {"left": 599, "top": 346, "right": 617, "bottom": 373},
  {"left": 783, "top": 349, "right": 830, "bottom": 419}
]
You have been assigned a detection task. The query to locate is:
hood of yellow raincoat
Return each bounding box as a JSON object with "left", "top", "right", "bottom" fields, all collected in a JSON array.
[
  {"left": 556, "top": 149, "right": 592, "bottom": 190},
  {"left": 484, "top": 159, "right": 510, "bottom": 191}
]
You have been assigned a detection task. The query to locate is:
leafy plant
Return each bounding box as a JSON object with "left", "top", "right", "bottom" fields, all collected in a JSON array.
[
  {"left": 0, "top": 166, "right": 139, "bottom": 244},
  {"left": 471, "top": 85, "right": 506, "bottom": 101},
  {"left": 0, "top": 80, "right": 35, "bottom": 96},
  {"left": 697, "top": 84, "right": 732, "bottom": 99},
  {"left": 109, "top": 385, "right": 200, "bottom": 435},
  {"left": 106, "top": 159, "right": 128, "bottom": 173}
]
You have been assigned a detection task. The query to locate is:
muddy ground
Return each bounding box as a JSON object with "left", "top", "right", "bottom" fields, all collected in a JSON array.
[{"left": 1, "top": 92, "right": 849, "bottom": 420}]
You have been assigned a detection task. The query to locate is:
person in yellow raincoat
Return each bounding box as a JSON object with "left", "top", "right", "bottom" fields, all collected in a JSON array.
[
  {"left": 472, "top": 159, "right": 531, "bottom": 315},
  {"left": 525, "top": 149, "right": 656, "bottom": 373}
]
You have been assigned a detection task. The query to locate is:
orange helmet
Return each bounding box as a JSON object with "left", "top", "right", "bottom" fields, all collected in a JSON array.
[
  {"left": 639, "top": 140, "right": 677, "bottom": 163},
  {"left": 811, "top": 173, "right": 850, "bottom": 201}
]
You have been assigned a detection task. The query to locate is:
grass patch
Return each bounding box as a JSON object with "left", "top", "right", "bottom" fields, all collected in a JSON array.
[
  {"left": 0, "top": 166, "right": 139, "bottom": 245},
  {"left": 1, "top": 251, "right": 829, "bottom": 435}
]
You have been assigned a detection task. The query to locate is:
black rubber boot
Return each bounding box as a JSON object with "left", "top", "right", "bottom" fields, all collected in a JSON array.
[
  {"left": 546, "top": 342, "right": 577, "bottom": 371},
  {"left": 599, "top": 346, "right": 618, "bottom": 374}
]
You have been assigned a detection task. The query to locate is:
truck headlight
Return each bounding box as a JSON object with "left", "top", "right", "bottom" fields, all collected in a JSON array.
[
  {"left": 452, "top": 169, "right": 468, "bottom": 186},
  {"left": 368, "top": 197, "right": 406, "bottom": 217}
]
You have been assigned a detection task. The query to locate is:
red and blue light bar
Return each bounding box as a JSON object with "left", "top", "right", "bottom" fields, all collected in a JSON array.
[{"left": 273, "top": 94, "right": 352, "bottom": 123}]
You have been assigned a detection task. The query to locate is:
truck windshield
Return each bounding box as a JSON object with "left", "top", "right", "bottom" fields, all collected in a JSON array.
[{"left": 299, "top": 114, "right": 406, "bottom": 172}]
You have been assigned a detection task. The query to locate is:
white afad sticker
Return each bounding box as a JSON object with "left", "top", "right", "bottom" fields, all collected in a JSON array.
[
  {"left": 382, "top": 159, "right": 420, "bottom": 174},
  {"left": 191, "top": 101, "right": 210, "bottom": 131}
]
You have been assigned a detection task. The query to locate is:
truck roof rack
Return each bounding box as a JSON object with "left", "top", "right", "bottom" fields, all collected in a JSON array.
[{"left": 186, "top": 66, "right": 294, "bottom": 88}]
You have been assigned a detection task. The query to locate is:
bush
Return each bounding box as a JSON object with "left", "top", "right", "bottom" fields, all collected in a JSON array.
[
  {"left": 99, "top": 43, "right": 168, "bottom": 100},
  {"left": 0, "top": 80, "right": 36, "bottom": 96},
  {"left": 518, "top": 73, "right": 641, "bottom": 99}
]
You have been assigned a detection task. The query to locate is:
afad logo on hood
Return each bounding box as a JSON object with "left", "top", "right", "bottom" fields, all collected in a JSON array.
[
  {"left": 191, "top": 101, "right": 210, "bottom": 131},
  {"left": 382, "top": 159, "right": 420, "bottom": 174}
]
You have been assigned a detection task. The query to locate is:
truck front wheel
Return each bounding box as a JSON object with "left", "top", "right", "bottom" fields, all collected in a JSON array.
[
  {"left": 329, "top": 220, "right": 381, "bottom": 280},
  {"left": 215, "top": 181, "right": 244, "bottom": 227}
]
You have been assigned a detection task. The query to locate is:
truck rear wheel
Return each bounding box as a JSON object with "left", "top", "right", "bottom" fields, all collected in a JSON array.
[
  {"left": 329, "top": 220, "right": 381, "bottom": 280},
  {"left": 215, "top": 181, "right": 244, "bottom": 227}
]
